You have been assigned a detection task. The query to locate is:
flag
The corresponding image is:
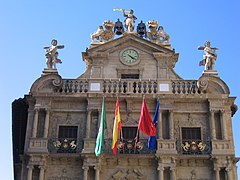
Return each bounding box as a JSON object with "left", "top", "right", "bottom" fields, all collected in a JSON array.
[
  {"left": 148, "top": 97, "right": 160, "bottom": 150},
  {"left": 112, "top": 98, "right": 122, "bottom": 155},
  {"left": 95, "top": 96, "right": 106, "bottom": 156},
  {"left": 138, "top": 97, "right": 156, "bottom": 136}
]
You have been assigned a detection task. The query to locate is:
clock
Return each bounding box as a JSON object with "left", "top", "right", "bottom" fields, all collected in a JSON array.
[{"left": 120, "top": 48, "right": 140, "bottom": 65}]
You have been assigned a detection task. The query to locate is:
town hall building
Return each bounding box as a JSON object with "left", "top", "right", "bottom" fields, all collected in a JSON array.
[{"left": 12, "top": 9, "right": 238, "bottom": 180}]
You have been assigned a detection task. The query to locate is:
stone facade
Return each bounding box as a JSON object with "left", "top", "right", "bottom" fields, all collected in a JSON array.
[{"left": 12, "top": 32, "right": 238, "bottom": 180}]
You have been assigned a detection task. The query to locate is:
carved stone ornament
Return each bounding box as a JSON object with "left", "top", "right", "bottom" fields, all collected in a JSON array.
[
  {"left": 91, "top": 20, "right": 115, "bottom": 42},
  {"left": 146, "top": 20, "right": 170, "bottom": 43},
  {"left": 111, "top": 169, "right": 147, "bottom": 180}
]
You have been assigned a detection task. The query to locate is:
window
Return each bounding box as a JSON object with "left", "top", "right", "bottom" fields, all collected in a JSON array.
[
  {"left": 122, "top": 127, "right": 138, "bottom": 140},
  {"left": 58, "top": 126, "right": 78, "bottom": 139},
  {"left": 214, "top": 112, "right": 222, "bottom": 140},
  {"left": 182, "top": 127, "right": 201, "bottom": 141},
  {"left": 57, "top": 126, "right": 78, "bottom": 153},
  {"left": 36, "top": 110, "right": 46, "bottom": 138},
  {"left": 162, "top": 111, "right": 170, "bottom": 139},
  {"left": 121, "top": 74, "right": 139, "bottom": 79}
]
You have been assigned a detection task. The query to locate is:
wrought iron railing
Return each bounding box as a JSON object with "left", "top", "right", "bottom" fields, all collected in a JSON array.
[
  {"left": 103, "top": 139, "right": 156, "bottom": 154},
  {"left": 48, "top": 138, "right": 83, "bottom": 153},
  {"left": 177, "top": 140, "right": 211, "bottom": 155},
  {"left": 56, "top": 78, "right": 201, "bottom": 95}
]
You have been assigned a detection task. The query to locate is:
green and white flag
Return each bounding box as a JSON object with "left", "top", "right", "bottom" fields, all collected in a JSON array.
[{"left": 95, "top": 96, "right": 106, "bottom": 156}]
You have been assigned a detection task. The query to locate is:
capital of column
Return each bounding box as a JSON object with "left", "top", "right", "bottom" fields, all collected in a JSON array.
[
  {"left": 226, "top": 167, "right": 232, "bottom": 172},
  {"left": 27, "top": 165, "right": 34, "bottom": 169},
  {"left": 157, "top": 163, "right": 164, "bottom": 171},
  {"left": 82, "top": 166, "right": 89, "bottom": 171},
  {"left": 38, "top": 165, "right": 46, "bottom": 170},
  {"left": 220, "top": 109, "right": 225, "bottom": 113},
  {"left": 210, "top": 109, "right": 216, "bottom": 113},
  {"left": 213, "top": 167, "right": 220, "bottom": 172},
  {"left": 94, "top": 165, "right": 100, "bottom": 171}
]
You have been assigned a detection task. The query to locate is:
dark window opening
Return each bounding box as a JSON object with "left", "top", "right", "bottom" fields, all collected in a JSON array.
[
  {"left": 121, "top": 127, "right": 138, "bottom": 140},
  {"left": 121, "top": 74, "right": 139, "bottom": 79},
  {"left": 182, "top": 127, "right": 201, "bottom": 141},
  {"left": 58, "top": 126, "right": 78, "bottom": 138},
  {"left": 162, "top": 111, "right": 170, "bottom": 139}
]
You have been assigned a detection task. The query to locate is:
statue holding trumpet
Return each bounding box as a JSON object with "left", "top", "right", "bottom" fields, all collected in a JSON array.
[{"left": 114, "top": 8, "right": 137, "bottom": 32}]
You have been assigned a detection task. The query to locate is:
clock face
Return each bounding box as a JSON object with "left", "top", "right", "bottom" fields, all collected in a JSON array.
[{"left": 120, "top": 48, "right": 140, "bottom": 65}]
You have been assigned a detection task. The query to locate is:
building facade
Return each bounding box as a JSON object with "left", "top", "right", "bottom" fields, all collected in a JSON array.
[{"left": 12, "top": 12, "right": 238, "bottom": 180}]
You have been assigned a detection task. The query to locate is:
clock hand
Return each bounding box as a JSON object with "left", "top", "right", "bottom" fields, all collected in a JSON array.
[{"left": 128, "top": 54, "right": 136, "bottom": 59}]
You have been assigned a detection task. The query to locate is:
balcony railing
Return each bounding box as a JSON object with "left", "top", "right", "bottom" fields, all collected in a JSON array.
[
  {"left": 48, "top": 138, "right": 83, "bottom": 153},
  {"left": 103, "top": 139, "right": 156, "bottom": 154},
  {"left": 56, "top": 79, "right": 201, "bottom": 95},
  {"left": 177, "top": 140, "right": 211, "bottom": 155}
]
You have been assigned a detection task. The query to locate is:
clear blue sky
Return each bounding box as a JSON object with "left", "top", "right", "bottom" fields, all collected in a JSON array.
[{"left": 1, "top": 1, "right": 239, "bottom": 179}]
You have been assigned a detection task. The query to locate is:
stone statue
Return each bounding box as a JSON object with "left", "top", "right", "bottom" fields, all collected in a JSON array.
[
  {"left": 198, "top": 41, "right": 218, "bottom": 71},
  {"left": 114, "top": 8, "right": 137, "bottom": 32},
  {"left": 91, "top": 26, "right": 104, "bottom": 42},
  {"left": 147, "top": 20, "right": 170, "bottom": 44},
  {"left": 91, "top": 21, "right": 115, "bottom": 42},
  {"left": 44, "top": 39, "right": 64, "bottom": 69},
  {"left": 157, "top": 26, "right": 170, "bottom": 42}
]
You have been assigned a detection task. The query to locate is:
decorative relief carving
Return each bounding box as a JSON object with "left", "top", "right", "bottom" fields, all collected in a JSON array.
[
  {"left": 48, "top": 176, "right": 80, "bottom": 180},
  {"left": 111, "top": 169, "right": 147, "bottom": 180}
]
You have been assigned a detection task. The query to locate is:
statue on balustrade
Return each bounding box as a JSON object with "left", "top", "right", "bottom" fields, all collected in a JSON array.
[
  {"left": 198, "top": 41, "right": 218, "bottom": 71},
  {"left": 114, "top": 8, "right": 137, "bottom": 32},
  {"left": 44, "top": 39, "right": 64, "bottom": 69}
]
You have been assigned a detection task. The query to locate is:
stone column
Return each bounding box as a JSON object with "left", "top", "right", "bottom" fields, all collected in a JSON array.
[
  {"left": 158, "top": 110, "right": 162, "bottom": 139},
  {"left": 82, "top": 166, "right": 89, "bottom": 180},
  {"left": 32, "top": 108, "right": 39, "bottom": 138},
  {"left": 169, "top": 110, "right": 174, "bottom": 140},
  {"left": 39, "top": 165, "right": 45, "bottom": 180},
  {"left": 210, "top": 110, "right": 216, "bottom": 140},
  {"left": 214, "top": 167, "right": 220, "bottom": 180},
  {"left": 220, "top": 110, "right": 227, "bottom": 140},
  {"left": 157, "top": 164, "right": 164, "bottom": 180},
  {"left": 226, "top": 167, "right": 233, "bottom": 180},
  {"left": 94, "top": 166, "right": 100, "bottom": 180},
  {"left": 170, "top": 167, "right": 176, "bottom": 180},
  {"left": 27, "top": 165, "right": 33, "bottom": 180},
  {"left": 43, "top": 109, "right": 50, "bottom": 138},
  {"left": 86, "top": 109, "right": 92, "bottom": 138}
]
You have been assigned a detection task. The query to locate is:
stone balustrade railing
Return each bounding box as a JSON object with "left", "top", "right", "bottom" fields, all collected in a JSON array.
[{"left": 56, "top": 79, "right": 201, "bottom": 94}]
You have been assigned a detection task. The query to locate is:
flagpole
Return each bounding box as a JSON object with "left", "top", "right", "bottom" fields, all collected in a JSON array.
[{"left": 134, "top": 128, "right": 139, "bottom": 154}]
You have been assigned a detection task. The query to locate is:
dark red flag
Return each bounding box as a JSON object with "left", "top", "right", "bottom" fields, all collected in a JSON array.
[{"left": 138, "top": 98, "right": 156, "bottom": 136}]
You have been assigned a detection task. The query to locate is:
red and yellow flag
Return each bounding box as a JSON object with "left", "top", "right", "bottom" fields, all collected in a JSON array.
[{"left": 112, "top": 98, "right": 122, "bottom": 155}]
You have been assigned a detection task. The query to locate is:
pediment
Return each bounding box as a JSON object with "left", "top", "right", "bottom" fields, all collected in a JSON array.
[{"left": 85, "top": 33, "right": 175, "bottom": 56}]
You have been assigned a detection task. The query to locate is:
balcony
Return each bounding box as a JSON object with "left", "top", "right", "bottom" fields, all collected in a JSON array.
[
  {"left": 104, "top": 139, "right": 156, "bottom": 155},
  {"left": 48, "top": 138, "right": 83, "bottom": 153},
  {"left": 56, "top": 79, "right": 202, "bottom": 95},
  {"left": 177, "top": 140, "right": 211, "bottom": 155}
]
